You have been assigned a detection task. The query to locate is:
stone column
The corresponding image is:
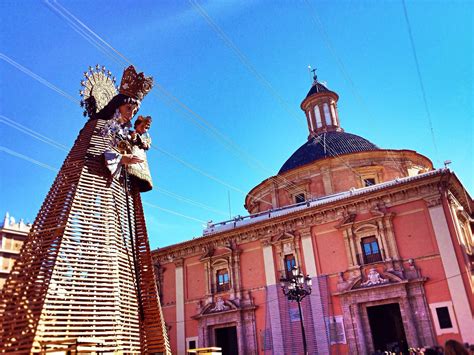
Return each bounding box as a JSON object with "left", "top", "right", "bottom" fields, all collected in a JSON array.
[
  {"left": 174, "top": 259, "right": 186, "bottom": 355},
  {"left": 261, "top": 238, "right": 284, "bottom": 353},
  {"left": 428, "top": 203, "right": 474, "bottom": 343}
]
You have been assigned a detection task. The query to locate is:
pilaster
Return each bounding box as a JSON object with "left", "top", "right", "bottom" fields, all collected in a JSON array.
[
  {"left": 428, "top": 204, "right": 474, "bottom": 343},
  {"left": 300, "top": 227, "right": 317, "bottom": 277},
  {"left": 174, "top": 258, "right": 185, "bottom": 355},
  {"left": 261, "top": 238, "right": 284, "bottom": 352}
]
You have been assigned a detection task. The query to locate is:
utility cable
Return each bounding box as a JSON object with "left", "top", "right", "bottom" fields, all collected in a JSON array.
[
  {"left": 0, "top": 146, "right": 59, "bottom": 172},
  {"left": 0, "top": 115, "right": 69, "bottom": 152},
  {"left": 142, "top": 201, "right": 207, "bottom": 224},
  {"left": 153, "top": 145, "right": 274, "bottom": 207},
  {"left": 1, "top": 113, "right": 228, "bottom": 216},
  {"left": 44, "top": 0, "right": 125, "bottom": 68},
  {"left": 189, "top": 0, "right": 407, "bottom": 188},
  {"left": 155, "top": 186, "right": 228, "bottom": 217},
  {"left": 0, "top": 143, "right": 209, "bottom": 225},
  {"left": 303, "top": 0, "right": 407, "bottom": 177},
  {"left": 44, "top": 0, "right": 308, "bottom": 198},
  {"left": 188, "top": 0, "right": 303, "bottom": 127},
  {"left": 188, "top": 0, "right": 312, "bottom": 195},
  {"left": 401, "top": 0, "right": 439, "bottom": 164},
  {"left": 0, "top": 53, "right": 78, "bottom": 105}
]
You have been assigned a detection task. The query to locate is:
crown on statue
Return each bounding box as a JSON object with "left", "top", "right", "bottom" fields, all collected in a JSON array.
[{"left": 119, "top": 65, "right": 153, "bottom": 101}]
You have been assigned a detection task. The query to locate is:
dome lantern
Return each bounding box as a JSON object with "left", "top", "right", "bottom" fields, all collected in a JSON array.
[{"left": 301, "top": 71, "right": 342, "bottom": 139}]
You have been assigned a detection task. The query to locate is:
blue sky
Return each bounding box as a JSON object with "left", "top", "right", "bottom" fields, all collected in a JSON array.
[{"left": 1, "top": 0, "right": 472, "bottom": 248}]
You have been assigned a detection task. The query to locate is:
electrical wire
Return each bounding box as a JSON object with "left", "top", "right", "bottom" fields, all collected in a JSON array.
[
  {"left": 142, "top": 201, "right": 207, "bottom": 224},
  {"left": 43, "top": 0, "right": 308, "bottom": 199},
  {"left": 36, "top": 1, "right": 415, "bottom": 206},
  {"left": 153, "top": 145, "right": 273, "bottom": 207},
  {"left": 0, "top": 52, "right": 274, "bottom": 209},
  {"left": 1, "top": 113, "right": 229, "bottom": 216},
  {"left": 188, "top": 0, "right": 303, "bottom": 127},
  {"left": 303, "top": 0, "right": 408, "bottom": 177},
  {"left": 155, "top": 186, "right": 228, "bottom": 217},
  {"left": 0, "top": 146, "right": 59, "bottom": 172},
  {"left": 189, "top": 0, "right": 408, "bottom": 188},
  {"left": 401, "top": 0, "right": 439, "bottom": 164},
  {"left": 44, "top": 0, "right": 125, "bottom": 67},
  {"left": 0, "top": 143, "right": 210, "bottom": 225},
  {"left": 0, "top": 53, "right": 78, "bottom": 104},
  {"left": 0, "top": 115, "right": 69, "bottom": 152}
]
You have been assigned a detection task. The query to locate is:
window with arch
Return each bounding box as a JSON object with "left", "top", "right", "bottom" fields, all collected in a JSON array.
[
  {"left": 323, "top": 103, "right": 331, "bottom": 126},
  {"left": 307, "top": 110, "right": 314, "bottom": 131},
  {"left": 314, "top": 105, "right": 322, "bottom": 128}
]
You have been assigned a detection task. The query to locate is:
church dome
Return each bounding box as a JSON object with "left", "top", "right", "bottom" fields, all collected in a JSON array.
[{"left": 279, "top": 131, "right": 379, "bottom": 174}]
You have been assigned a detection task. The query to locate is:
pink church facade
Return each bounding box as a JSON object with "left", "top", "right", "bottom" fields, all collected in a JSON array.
[{"left": 152, "top": 79, "right": 473, "bottom": 354}]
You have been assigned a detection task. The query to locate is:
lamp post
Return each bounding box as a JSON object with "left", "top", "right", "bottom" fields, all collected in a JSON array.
[{"left": 280, "top": 265, "right": 312, "bottom": 355}]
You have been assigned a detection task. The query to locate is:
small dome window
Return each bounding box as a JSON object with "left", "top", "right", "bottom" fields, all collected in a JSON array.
[
  {"left": 323, "top": 103, "right": 331, "bottom": 126},
  {"left": 314, "top": 105, "right": 322, "bottom": 128}
]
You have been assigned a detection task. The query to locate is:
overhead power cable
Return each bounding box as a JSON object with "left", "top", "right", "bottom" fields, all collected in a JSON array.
[
  {"left": 0, "top": 53, "right": 78, "bottom": 105},
  {"left": 0, "top": 143, "right": 208, "bottom": 225},
  {"left": 42, "top": 1, "right": 403, "bottom": 202},
  {"left": 188, "top": 0, "right": 349, "bottom": 193},
  {"left": 44, "top": 0, "right": 132, "bottom": 66},
  {"left": 143, "top": 201, "right": 207, "bottom": 224},
  {"left": 155, "top": 186, "right": 229, "bottom": 217},
  {"left": 0, "top": 50, "right": 273, "bottom": 208},
  {"left": 0, "top": 115, "right": 69, "bottom": 152},
  {"left": 0, "top": 115, "right": 229, "bottom": 218},
  {"left": 188, "top": 0, "right": 303, "bottom": 126},
  {"left": 44, "top": 0, "right": 308, "bottom": 199},
  {"left": 0, "top": 146, "right": 59, "bottom": 172},
  {"left": 303, "top": 0, "right": 407, "bottom": 177},
  {"left": 189, "top": 0, "right": 409, "bottom": 186},
  {"left": 153, "top": 146, "right": 273, "bottom": 207},
  {"left": 401, "top": 0, "right": 439, "bottom": 163}
]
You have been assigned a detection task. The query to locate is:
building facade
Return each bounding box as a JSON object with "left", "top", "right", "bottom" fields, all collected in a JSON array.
[
  {"left": 0, "top": 213, "right": 30, "bottom": 290},
  {"left": 152, "top": 79, "right": 473, "bottom": 354}
]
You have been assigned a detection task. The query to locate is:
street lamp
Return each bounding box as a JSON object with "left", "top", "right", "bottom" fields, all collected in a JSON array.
[{"left": 280, "top": 265, "right": 312, "bottom": 355}]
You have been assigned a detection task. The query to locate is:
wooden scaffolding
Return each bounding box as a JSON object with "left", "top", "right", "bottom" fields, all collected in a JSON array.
[{"left": 0, "top": 117, "right": 170, "bottom": 354}]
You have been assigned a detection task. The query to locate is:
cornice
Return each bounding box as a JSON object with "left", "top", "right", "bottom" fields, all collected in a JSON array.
[{"left": 153, "top": 174, "right": 445, "bottom": 263}]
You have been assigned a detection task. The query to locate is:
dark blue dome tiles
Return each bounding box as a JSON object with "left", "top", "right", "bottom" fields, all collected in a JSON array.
[{"left": 278, "top": 131, "right": 380, "bottom": 174}]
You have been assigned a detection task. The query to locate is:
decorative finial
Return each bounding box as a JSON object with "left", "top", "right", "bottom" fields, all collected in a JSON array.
[
  {"left": 311, "top": 68, "right": 317, "bottom": 82},
  {"left": 308, "top": 65, "right": 318, "bottom": 83}
]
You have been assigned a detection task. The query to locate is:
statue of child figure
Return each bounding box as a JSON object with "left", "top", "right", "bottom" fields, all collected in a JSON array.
[{"left": 128, "top": 115, "right": 153, "bottom": 192}]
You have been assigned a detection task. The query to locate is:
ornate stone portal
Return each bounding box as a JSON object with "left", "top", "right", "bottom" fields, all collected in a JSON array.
[
  {"left": 336, "top": 261, "right": 435, "bottom": 353},
  {"left": 193, "top": 294, "right": 258, "bottom": 354}
]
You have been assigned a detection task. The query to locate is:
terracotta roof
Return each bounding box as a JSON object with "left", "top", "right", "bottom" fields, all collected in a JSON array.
[{"left": 278, "top": 131, "right": 379, "bottom": 174}]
